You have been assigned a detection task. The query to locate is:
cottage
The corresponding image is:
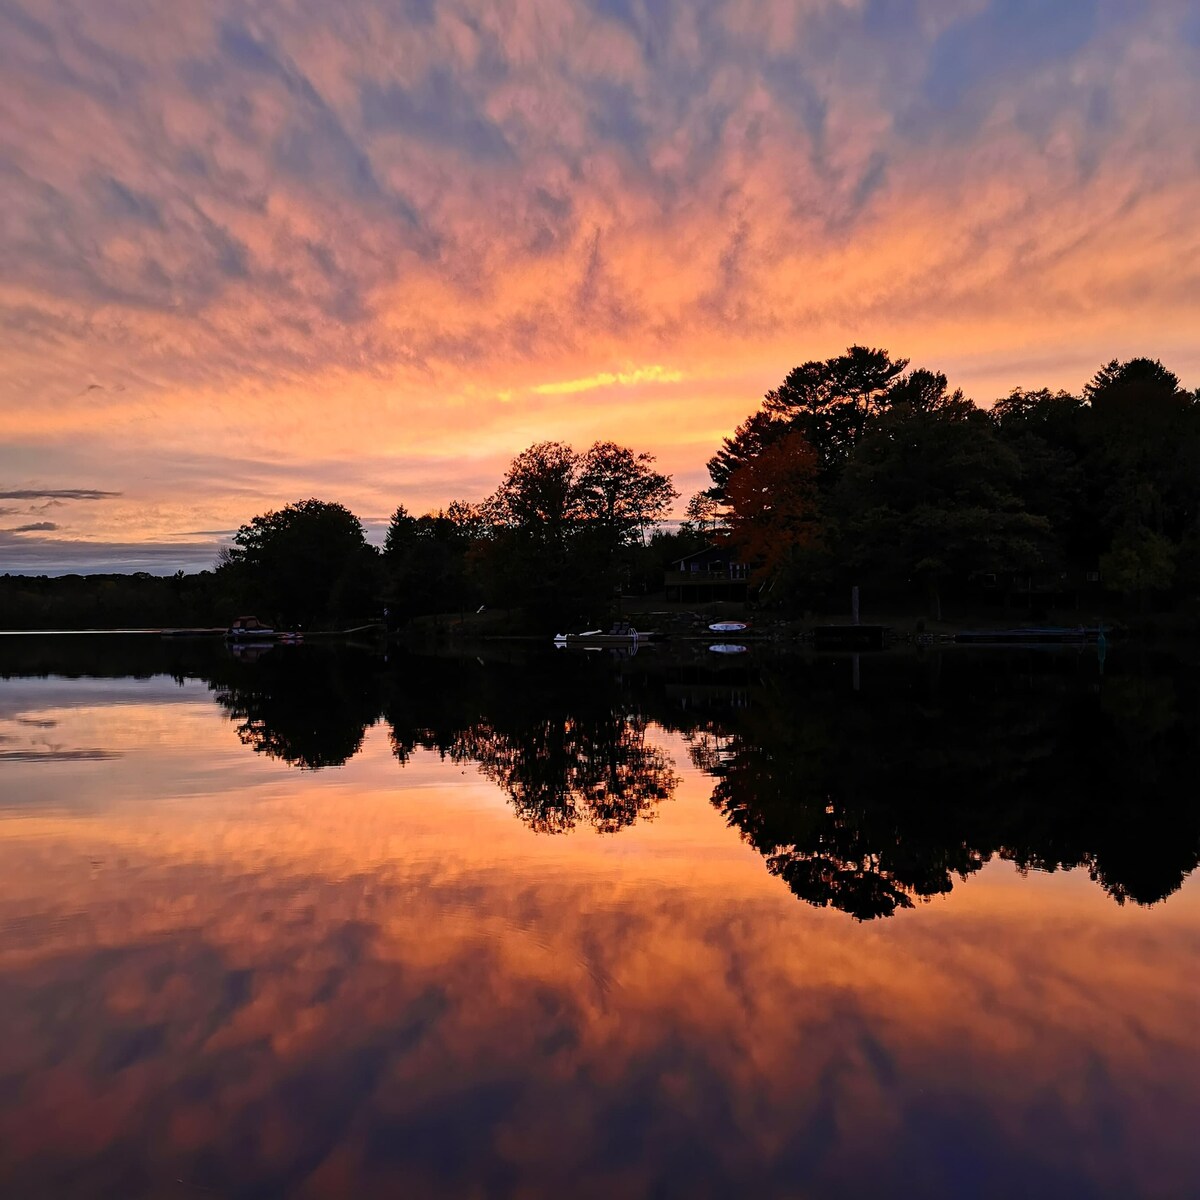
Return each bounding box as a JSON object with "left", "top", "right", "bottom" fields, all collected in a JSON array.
[{"left": 664, "top": 545, "right": 748, "bottom": 602}]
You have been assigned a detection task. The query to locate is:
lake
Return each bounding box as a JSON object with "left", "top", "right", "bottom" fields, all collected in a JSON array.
[{"left": 1, "top": 636, "right": 1197, "bottom": 1199}]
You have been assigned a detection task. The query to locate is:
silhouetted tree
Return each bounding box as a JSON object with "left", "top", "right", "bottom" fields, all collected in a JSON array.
[
  {"left": 1100, "top": 522, "right": 1176, "bottom": 608},
  {"left": 577, "top": 441, "right": 677, "bottom": 543},
  {"left": 1083, "top": 358, "right": 1200, "bottom": 542},
  {"left": 481, "top": 439, "right": 676, "bottom": 622},
  {"left": 222, "top": 498, "right": 377, "bottom": 627},
  {"left": 383, "top": 502, "right": 486, "bottom": 620},
  {"left": 709, "top": 346, "right": 909, "bottom": 494},
  {"left": 990, "top": 387, "right": 1091, "bottom": 574},
  {"left": 835, "top": 386, "right": 1047, "bottom": 617},
  {"left": 682, "top": 490, "right": 724, "bottom": 536}
]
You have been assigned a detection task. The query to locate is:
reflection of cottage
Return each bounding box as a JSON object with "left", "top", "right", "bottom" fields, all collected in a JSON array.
[{"left": 665, "top": 546, "right": 748, "bottom": 602}]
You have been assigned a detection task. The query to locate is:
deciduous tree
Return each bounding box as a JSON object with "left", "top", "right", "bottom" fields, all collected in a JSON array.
[
  {"left": 725, "top": 430, "right": 822, "bottom": 596},
  {"left": 224, "top": 498, "right": 376, "bottom": 626}
]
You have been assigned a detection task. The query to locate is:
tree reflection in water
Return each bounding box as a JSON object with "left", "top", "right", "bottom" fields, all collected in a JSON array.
[
  {"left": 100, "top": 636, "right": 1200, "bottom": 918},
  {"left": 455, "top": 714, "right": 677, "bottom": 833},
  {"left": 209, "top": 645, "right": 382, "bottom": 770},
  {"left": 386, "top": 656, "right": 678, "bottom": 833},
  {"left": 689, "top": 650, "right": 1200, "bottom": 918}
]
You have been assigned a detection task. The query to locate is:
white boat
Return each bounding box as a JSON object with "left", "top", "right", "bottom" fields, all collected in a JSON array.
[
  {"left": 553, "top": 625, "right": 662, "bottom": 645},
  {"left": 708, "top": 621, "right": 748, "bottom": 633},
  {"left": 225, "top": 616, "right": 301, "bottom": 642},
  {"left": 226, "top": 615, "right": 274, "bottom": 639},
  {"left": 709, "top": 643, "right": 748, "bottom": 654}
]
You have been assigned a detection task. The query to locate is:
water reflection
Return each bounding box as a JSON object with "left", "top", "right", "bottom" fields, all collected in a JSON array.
[
  {"left": 690, "top": 653, "right": 1200, "bottom": 918},
  {"left": 200, "top": 643, "right": 1200, "bottom": 916},
  {"left": 387, "top": 660, "right": 678, "bottom": 833},
  {"left": 4, "top": 638, "right": 1199, "bottom": 917},
  {"left": 0, "top": 638, "right": 1198, "bottom": 1197},
  {"left": 212, "top": 649, "right": 382, "bottom": 770}
]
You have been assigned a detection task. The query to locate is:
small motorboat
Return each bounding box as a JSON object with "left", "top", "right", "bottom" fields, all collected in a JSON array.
[
  {"left": 708, "top": 621, "right": 749, "bottom": 633},
  {"left": 225, "top": 616, "right": 302, "bottom": 643},
  {"left": 709, "top": 643, "right": 748, "bottom": 654},
  {"left": 553, "top": 623, "right": 662, "bottom": 645},
  {"left": 226, "top": 615, "right": 274, "bottom": 639}
]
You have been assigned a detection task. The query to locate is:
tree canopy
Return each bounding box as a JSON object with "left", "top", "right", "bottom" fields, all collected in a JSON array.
[
  {"left": 224, "top": 498, "right": 376, "bottom": 626},
  {"left": 703, "top": 348, "right": 1198, "bottom": 617},
  {"left": 708, "top": 345, "right": 909, "bottom": 492}
]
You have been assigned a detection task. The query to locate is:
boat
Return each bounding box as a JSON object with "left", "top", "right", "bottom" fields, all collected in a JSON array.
[
  {"left": 226, "top": 615, "right": 275, "bottom": 639},
  {"left": 708, "top": 621, "right": 749, "bottom": 633},
  {"left": 225, "top": 616, "right": 303, "bottom": 643},
  {"left": 709, "top": 643, "right": 748, "bottom": 654},
  {"left": 553, "top": 623, "right": 663, "bottom": 645}
]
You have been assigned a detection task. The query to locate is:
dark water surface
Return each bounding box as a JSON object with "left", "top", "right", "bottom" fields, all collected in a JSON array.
[{"left": 1, "top": 637, "right": 1198, "bottom": 1199}]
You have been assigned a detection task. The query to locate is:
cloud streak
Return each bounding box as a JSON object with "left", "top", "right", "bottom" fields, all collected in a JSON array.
[
  {"left": 531, "top": 365, "right": 685, "bottom": 395},
  {"left": 0, "top": 490, "right": 121, "bottom": 501}
]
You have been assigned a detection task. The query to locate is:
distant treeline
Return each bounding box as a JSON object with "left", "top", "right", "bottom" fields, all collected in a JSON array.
[
  {"left": 3, "top": 349, "right": 1198, "bottom": 629},
  {"left": 0, "top": 570, "right": 234, "bottom": 631}
]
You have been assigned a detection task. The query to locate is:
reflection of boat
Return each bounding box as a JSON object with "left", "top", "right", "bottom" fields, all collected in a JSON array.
[
  {"left": 228, "top": 641, "right": 277, "bottom": 662},
  {"left": 553, "top": 623, "right": 663, "bottom": 645},
  {"left": 225, "top": 616, "right": 303, "bottom": 643},
  {"left": 708, "top": 621, "right": 748, "bottom": 633},
  {"left": 709, "top": 643, "right": 748, "bottom": 654}
]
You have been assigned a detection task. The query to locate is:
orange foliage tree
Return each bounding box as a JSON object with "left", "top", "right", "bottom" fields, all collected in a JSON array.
[{"left": 724, "top": 430, "right": 823, "bottom": 593}]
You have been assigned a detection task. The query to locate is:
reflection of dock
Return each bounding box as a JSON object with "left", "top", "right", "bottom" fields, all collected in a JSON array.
[
  {"left": 954, "top": 627, "right": 1103, "bottom": 645},
  {"left": 812, "top": 624, "right": 890, "bottom": 650},
  {"left": 664, "top": 683, "right": 752, "bottom": 711}
]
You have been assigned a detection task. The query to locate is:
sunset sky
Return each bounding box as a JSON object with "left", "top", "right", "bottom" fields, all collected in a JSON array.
[{"left": 3, "top": 0, "right": 1199, "bottom": 572}]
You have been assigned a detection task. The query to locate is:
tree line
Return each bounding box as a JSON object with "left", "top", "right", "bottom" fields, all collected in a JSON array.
[
  {"left": 705, "top": 348, "right": 1200, "bottom": 617},
  {"left": 212, "top": 439, "right": 684, "bottom": 628},
  {"left": 216, "top": 348, "right": 1197, "bottom": 626},
  {"left": 2, "top": 347, "right": 1196, "bottom": 629}
]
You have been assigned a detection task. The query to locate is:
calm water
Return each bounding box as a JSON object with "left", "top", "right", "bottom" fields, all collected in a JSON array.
[{"left": 1, "top": 637, "right": 1198, "bottom": 1199}]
